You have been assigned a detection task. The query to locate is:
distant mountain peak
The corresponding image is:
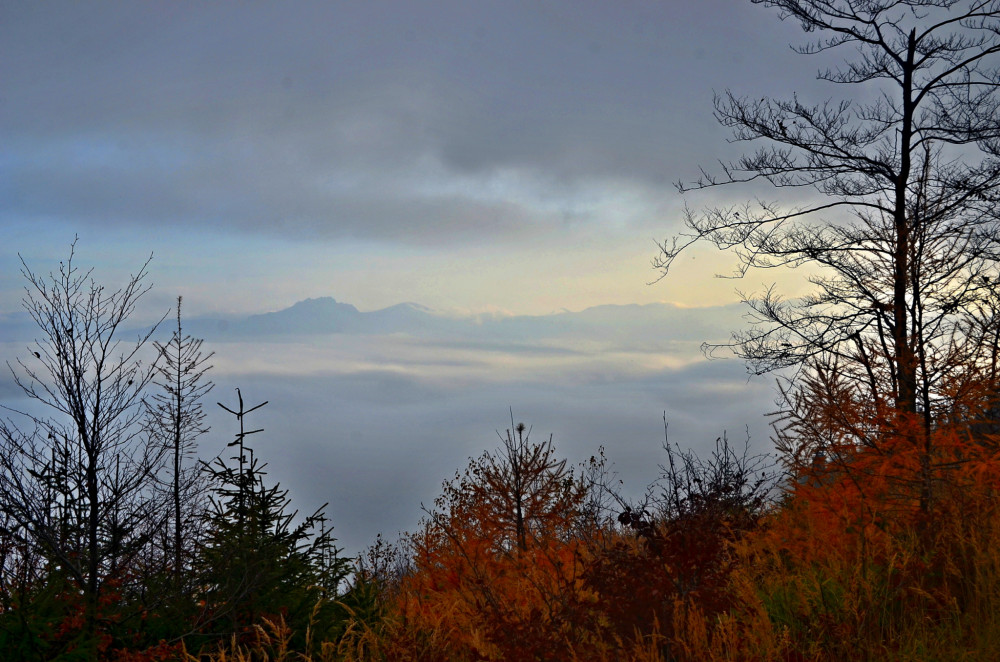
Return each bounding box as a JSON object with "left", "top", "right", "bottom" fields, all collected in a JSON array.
[{"left": 286, "top": 296, "right": 355, "bottom": 310}]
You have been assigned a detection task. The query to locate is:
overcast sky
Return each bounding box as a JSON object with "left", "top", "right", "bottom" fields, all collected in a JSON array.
[{"left": 3, "top": 1, "right": 830, "bottom": 555}]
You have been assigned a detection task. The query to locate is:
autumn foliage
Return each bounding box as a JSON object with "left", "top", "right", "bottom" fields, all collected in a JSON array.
[
  {"left": 328, "top": 424, "right": 772, "bottom": 662},
  {"left": 5, "top": 380, "right": 1000, "bottom": 662},
  {"left": 125, "top": 374, "right": 998, "bottom": 662},
  {"left": 4, "top": 349, "right": 999, "bottom": 662},
  {"left": 310, "top": 369, "right": 999, "bottom": 662}
]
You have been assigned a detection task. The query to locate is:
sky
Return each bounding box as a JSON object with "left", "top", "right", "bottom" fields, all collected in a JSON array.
[{"left": 2, "top": 1, "right": 833, "bottom": 555}]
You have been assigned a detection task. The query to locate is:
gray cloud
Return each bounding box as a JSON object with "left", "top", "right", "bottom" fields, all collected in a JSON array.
[
  {"left": 0, "top": 371, "right": 24, "bottom": 402},
  {"left": 2, "top": 1, "right": 812, "bottom": 245},
  {"left": 0, "top": 0, "right": 822, "bottom": 559},
  {"left": 5, "top": 159, "right": 555, "bottom": 243}
]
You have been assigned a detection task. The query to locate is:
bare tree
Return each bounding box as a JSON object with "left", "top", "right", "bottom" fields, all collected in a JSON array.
[
  {"left": 0, "top": 242, "right": 166, "bottom": 638},
  {"left": 145, "top": 296, "right": 214, "bottom": 581},
  {"left": 655, "top": 1, "right": 1000, "bottom": 480}
]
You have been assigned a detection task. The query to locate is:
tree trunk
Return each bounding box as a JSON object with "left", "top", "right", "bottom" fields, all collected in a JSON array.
[{"left": 894, "top": 28, "right": 917, "bottom": 417}]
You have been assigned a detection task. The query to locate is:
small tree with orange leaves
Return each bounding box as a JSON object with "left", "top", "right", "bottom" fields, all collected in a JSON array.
[{"left": 392, "top": 419, "right": 595, "bottom": 660}]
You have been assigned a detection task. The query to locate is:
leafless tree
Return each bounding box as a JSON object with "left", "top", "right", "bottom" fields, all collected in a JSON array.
[
  {"left": 655, "top": 1, "right": 1000, "bottom": 479},
  {"left": 145, "top": 295, "right": 214, "bottom": 582},
  {"left": 0, "top": 242, "right": 166, "bottom": 636}
]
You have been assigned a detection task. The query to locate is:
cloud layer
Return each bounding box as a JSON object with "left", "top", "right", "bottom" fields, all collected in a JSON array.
[
  {"left": 186, "top": 297, "right": 778, "bottom": 555},
  {"left": 2, "top": 295, "right": 777, "bottom": 556},
  {"left": 3, "top": 1, "right": 810, "bottom": 246}
]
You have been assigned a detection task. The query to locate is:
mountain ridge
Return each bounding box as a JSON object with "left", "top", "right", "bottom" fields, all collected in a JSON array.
[
  {"left": 0, "top": 297, "right": 747, "bottom": 345},
  {"left": 184, "top": 296, "right": 746, "bottom": 343}
]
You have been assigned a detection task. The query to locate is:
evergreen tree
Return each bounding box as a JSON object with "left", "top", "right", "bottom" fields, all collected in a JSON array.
[{"left": 193, "top": 390, "right": 350, "bottom": 653}]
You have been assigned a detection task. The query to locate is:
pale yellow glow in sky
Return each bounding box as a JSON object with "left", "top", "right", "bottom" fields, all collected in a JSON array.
[{"left": 215, "top": 236, "right": 826, "bottom": 319}]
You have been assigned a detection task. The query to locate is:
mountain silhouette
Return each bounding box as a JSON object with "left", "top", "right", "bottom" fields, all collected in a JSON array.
[{"left": 181, "top": 296, "right": 745, "bottom": 346}]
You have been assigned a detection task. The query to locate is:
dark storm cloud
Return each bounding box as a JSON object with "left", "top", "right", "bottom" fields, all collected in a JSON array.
[{"left": 2, "top": 1, "right": 807, "bottom": 244}]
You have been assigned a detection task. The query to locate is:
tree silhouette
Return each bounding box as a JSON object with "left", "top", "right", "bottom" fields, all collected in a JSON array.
[
  {"left": 655, "top": 1, "right": 1000, "bottom": 508},
  {"left": 145, "top": 295, "right": 214, "bottom": 582},
  {"left": 0, "top": 241, "right": 166, "bottom": 647},
  {"left": 195, "top": 390, "right": 349, "bottom": 652}
]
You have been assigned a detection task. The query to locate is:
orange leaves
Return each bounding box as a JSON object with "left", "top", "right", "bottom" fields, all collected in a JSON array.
[
  {"left": 703, "top": 400, "right": 1000, "bottom": 661},
  {"left": 401, "top": 511, "right": 592, "bottom": 659},
  {"left": 191, "top": 402, "right": 1000, "bottom": 661},
  {"left": 369, "top": 425, "right": 778, "bottom": 661},
  {"left": 372, "top": 424, "right": 603, "bottom": 659}
]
